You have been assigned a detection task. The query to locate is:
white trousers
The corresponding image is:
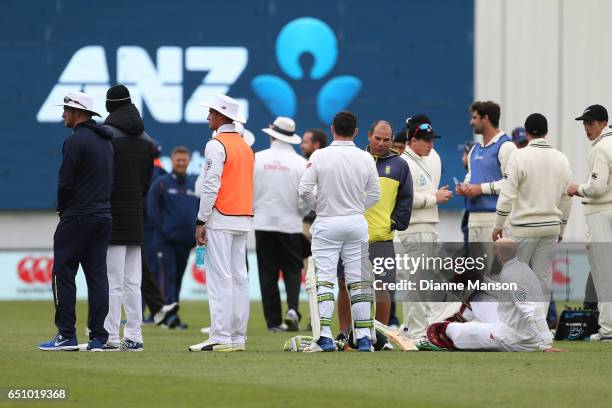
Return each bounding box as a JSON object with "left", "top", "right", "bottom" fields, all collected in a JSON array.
[
  {"left": 311, "top": 214, "right": 372, "bottom": 340},
  {"left": 446, "top": 321, "right": 537, "bottom": 351},
  {"left": 511, "top": 234, "right": 557, "bottom": 317},
  {"left": 396, "top": 231, "right": 446, "bottom": 339},
  {"left": 586, "top": 211, "right": 612, "bottom": 337},
  {"left": 206, "top": 229, "right": 249, "bottom": 345},
  {"left": 104, "top": 245, "right": 142, "bottom": 344}
]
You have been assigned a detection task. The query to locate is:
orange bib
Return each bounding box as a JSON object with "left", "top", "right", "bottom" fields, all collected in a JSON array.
[{"left": 213, "top": 132, "right": 254, "bottom": 216}]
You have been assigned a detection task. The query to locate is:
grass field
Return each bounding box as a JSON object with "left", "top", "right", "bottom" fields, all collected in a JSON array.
[{"left": 1, "top": 301, "right": 611, "bottom": 408}]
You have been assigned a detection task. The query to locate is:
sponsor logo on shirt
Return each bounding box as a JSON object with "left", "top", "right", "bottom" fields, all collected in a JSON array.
[
  {"left": 264, "top": 161, "right": 290, "bottom": 172},
  {"left": 419, "top": 174, "right": 428, "bottom": 187}
]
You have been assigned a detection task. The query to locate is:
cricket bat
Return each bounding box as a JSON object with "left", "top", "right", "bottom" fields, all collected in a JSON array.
[{"left": 375, "top": 320, "right": 418, "bottom": 351}]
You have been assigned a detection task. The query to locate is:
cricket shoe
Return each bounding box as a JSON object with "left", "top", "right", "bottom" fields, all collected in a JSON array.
[
  {"left": 154, "top": 302, "right": 179, "bottom": 325},
  {"left": 231, "top": 343, "right": 246, "bottom": 352},
  {"left": 121, "top": 338, "right": 144, "bottom": 352},
  {"left": 87, "top": 338, "right": 120, "bottom": 352},
  {"left": 589, "top": 332, "right": 612, "bottom": 342},
  {"left": 38, "top": 333, "right": 79, "bottom": 351},
  {"left": 357, "top": 337, "right": 373, "bottom": 352},
  {"left": 188, "top": 340, "right": 233, "bottom": 352},
  {"left": 200, "top": 327, "right": 211, "bottom": 334},
  {"left": 415, "top": 336, "right": 445, "bottom": 351},
  {"left": 304, "top": 336, "right": 336, "bottom": 352},
  {"left": 284, "top": 309, "right": 300, "bottom": 332}
]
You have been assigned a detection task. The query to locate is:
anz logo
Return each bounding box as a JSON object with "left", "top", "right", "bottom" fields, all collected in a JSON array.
[
  {"left": 37, "top": 17, "right": 361, "bottom": 125},
  {"left": 252, "top": 17, "right": 361, "bottom": 124}
]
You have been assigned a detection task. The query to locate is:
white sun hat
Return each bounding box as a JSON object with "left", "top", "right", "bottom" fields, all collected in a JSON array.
[
  {"left": 56, "top": 91, "right": 101, "bottom": 117},
  {"left": 199, "top": 94, "right": 246, "bottom": 123},
  {"left": 261, "top": 116, "right": 301, "bottom": 145}
]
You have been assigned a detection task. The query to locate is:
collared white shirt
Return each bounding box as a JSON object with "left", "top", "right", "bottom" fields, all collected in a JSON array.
[
  {"left": 253, "top": 140, "right": 309, "bottom": 233},
  {"left": 401, "top": 146, "right": 441, "bottom": 227},
  {"left": 196, "top": 123, "right": 252, "bottom": 231},
  {"left": 298, "top": 140, "right": 380, "bottom": 217}
]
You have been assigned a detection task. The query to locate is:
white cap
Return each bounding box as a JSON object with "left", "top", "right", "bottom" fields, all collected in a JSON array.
[
  {"left": 261, "top": 116, "right": 301, "bottom": 145},
  {"left": 55, "top": 91, "right": 101, "bottom": 117},
  {"left": 200, "top": 95, "right": 246, "bottom": 123}
]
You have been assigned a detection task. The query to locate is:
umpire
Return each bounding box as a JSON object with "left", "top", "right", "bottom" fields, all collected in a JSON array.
[{"left": 39, "top": 92, "right": 114, "bottom": 351}]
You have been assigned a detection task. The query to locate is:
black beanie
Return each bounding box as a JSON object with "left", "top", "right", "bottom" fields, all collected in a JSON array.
[
  {"left": 524, "top": 113, "right": 548, "bottom": 136},
  {"left": 106, "top": 85, "right": 131, "bottom": 113}
]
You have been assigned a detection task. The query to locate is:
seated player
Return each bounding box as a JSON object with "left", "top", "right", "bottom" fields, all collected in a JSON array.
[{"left": 425, "top": 238, "right": 564, "bottom": 352}]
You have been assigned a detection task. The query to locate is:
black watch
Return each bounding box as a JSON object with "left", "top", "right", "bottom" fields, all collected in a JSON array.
[{"left": 196, "top": 219, "right": 205, "bottom": 226}]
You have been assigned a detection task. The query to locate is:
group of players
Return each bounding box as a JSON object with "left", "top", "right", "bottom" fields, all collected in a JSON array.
[{"left": 39, "top": 87, "right": 611, "bottom": 353}]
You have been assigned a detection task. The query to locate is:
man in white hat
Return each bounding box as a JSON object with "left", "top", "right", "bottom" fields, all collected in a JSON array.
[
  {"left": 253, "top": 117, "right": 309, "bottom": 332},
  {"left": 189, "top": 95, "right": 254, "bottom": 352},
  {"left": 39, "top": 92, "right": 115, "bottom": 351}
]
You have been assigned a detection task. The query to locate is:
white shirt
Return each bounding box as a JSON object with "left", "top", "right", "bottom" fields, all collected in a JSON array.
[
  {"left": 494, "top": 138, "right": 572, "bottom": 237},
  {"left": 298, "top": 140, "right": 380, "bottom": 217},
  {"left": 196, "top": 123, "right": 252, "bottom": 231},
  {"left": 400, "top": 146, "right": 441, "bottom": 232},
  {"left": 495, "top": 257, "right": 553, "bottom": 349},
  {"left": 579, "top": 128, "right": 612, "bottom": 215},
  {"left": 253, "top": 140, "right": 309, "bottom": 233}
]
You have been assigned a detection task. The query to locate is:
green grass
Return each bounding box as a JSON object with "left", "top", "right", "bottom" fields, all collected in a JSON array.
[{"left": 1, "top": 301, "right": 611, "bottom": 408}]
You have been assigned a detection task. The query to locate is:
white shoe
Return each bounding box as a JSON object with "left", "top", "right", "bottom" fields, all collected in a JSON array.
[
  {"left": 284, "top": 309, "right": 300, "bottom": 332},
  {"left": 154, "top": 302, "right": 179, "bottom": 325},
  {"left": 231, "top": 343, "right": 246, "bottom": 351},
  {"left": 589, "top": 332, "right": 612, "bottom": 342},
  {"left": 200, "top": 327, "right": 211, "bottom": 334},
  {"left": 188, "top": 340, "right": 232, "bottom": 352}
]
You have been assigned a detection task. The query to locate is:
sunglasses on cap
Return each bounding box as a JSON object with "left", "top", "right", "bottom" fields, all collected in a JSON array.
[
  {"left": 64, "top": 96, "right": 87, "bottom": 110},
  {"left": 412, "top": 123, "right": 433, "bottom": 139}
]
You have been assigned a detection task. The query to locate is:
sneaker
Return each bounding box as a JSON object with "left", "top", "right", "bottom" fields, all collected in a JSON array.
[
  {"left": 200, "top": 327, "right": 211, "bottom": 334},
  {"left": 188, "top": 341, "right": 233, "bottom": 352},
  {"left": 164, "top": 314, "right": 187, "bottom": 329},
  {"left": 154, "top": 302, "right": 179, "bottom": 325},
  {"left": 589, "top": 332, "right": 612, "bottom": 342},
  {"left": 357, "top": 337, "right": 373, "bottom": 352},
  {"left": 38, "top": 333, "right": 78, "bottom": 351},
  {"left": 284, "top": 309, "right": 300, "bottom": 332},
  {"left": 231, "top": 343, "right": 246, "bottom": 351},
  {"left": 304, "top": 336, "right": 336, "bottom": 352},
  {"left": 87, "top": 338, "right": 120, "bottom": 352},
  {"left": 415, "top": 336, "right": 445, "bottom": 351},
  {"left": 121, "top": 338, "right": 144, "bottom": 352},
  {"left": 268, "top": 324, "right": 287, "bottom": 333}
]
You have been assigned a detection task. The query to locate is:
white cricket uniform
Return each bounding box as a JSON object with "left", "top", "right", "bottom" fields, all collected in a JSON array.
[
  {"left": 253, "top": 140, "right": 309, "bottom": 232},
  {"left": 464, "top": 132, "right": 517, "bottom": 241},
  {"left": 397, "top": 146, "right": 445, "bottom": 339},
  {"left": 299, "top": 140, "right": 380, "bottom": 340},
  {"left": 494, "top": 138, "right": 572, "bottom": 316},
  {"left": 446, "top": 257, "right": 553, "bottom": 351},
  {"left": 197, "top": 123, "right": 252, "bottom": 347},
  {"left": 579, "top": 128, "right": 612, "bottom": 337}
]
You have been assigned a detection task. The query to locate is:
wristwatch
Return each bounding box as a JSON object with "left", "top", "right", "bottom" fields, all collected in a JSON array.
[{"left": 196, "top": 219, "right": 205, "bottom": 226}]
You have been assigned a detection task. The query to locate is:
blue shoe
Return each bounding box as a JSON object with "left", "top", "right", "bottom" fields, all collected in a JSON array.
[
  {"left": 86, "top": 338, "right": 119, "bottom": 352},
  {"left": 305, "top": 336, "right": 336, "bottom": 353},
  {"left": 357, "top": 337, "right": 373, "bottom": 352},
  {"left": 38, "top": 333, "right": 78, "bottom": 351},
  {"left": 121, "top": 338, "right": 144, "bottom": 352}
]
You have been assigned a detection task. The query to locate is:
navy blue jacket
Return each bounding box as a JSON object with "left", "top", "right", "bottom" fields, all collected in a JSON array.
[
  {"left": 57, "top": 120, "right": 114, "bottom": 218},
  {"left": 147, "top": 172, "right": 199, "bottom": 247}
]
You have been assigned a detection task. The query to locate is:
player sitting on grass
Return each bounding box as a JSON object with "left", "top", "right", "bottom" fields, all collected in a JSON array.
[{"left": 424, "top": 238, "right": 566, "bottom": 352}]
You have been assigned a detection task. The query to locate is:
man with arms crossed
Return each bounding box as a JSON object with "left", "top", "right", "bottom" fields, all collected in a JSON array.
[{"left": 299, "top": 111, "right": 380, "bottom": 352}]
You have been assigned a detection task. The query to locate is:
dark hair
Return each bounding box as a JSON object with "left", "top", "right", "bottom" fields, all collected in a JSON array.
[
  {"left": 369, "top": 120, "right": 393, "bottom": 135},
  {"left": 306, "top": 128, "right": 328, "bottom": 149},
  {"left": 470, "top": 101, "right": 501, "bottom": 128},
  {"left": 171, "top": 146, "right": 190, "bottom": 156},
  {"left": 332, "top": 111, "right": 357, "bottom": 137},
  {"left": 393, "top": 129, "right": 408, "bottom": 144},
  {"left": 405, "top": 114, "right": 431, "bottom": 139}
]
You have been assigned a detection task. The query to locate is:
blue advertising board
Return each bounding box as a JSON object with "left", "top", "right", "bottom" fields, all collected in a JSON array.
[{"left": 0, "top": 0, "right": 474, "bottom": 209}]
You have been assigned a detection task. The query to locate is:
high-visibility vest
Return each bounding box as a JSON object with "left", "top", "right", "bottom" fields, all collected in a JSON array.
[{"left": 213, "top": 132, "right": 254, "bottom": 216}]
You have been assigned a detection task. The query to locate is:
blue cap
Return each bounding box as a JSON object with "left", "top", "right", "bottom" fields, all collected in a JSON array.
[{"left": 511, "top": 127, "right": 527, "bottom": 143}]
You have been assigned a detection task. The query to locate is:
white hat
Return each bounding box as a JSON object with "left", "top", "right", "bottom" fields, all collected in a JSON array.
[
  {"left": 200, "top": 94, "right": 246, "bottom": 123},
  {"left": 234, "top": 122, "right": 255, "bottom": 146},
  {"left": 55, "top": 92, "right": 101, "bottom": 117},
  {"left": 262, "top": 117, "right": 301, "bottom": 145}
]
